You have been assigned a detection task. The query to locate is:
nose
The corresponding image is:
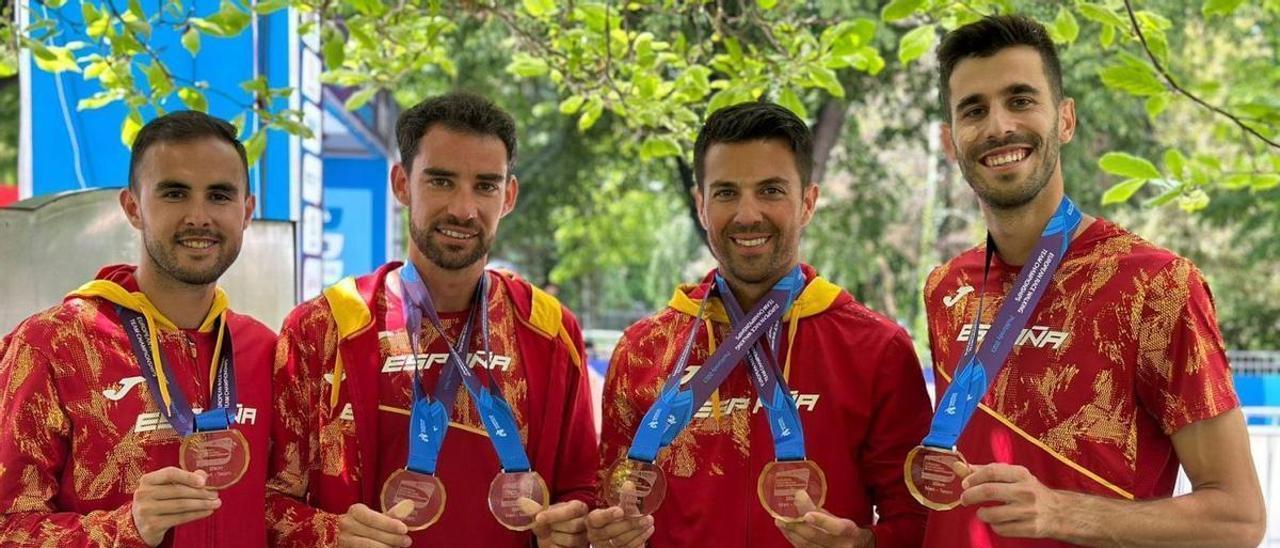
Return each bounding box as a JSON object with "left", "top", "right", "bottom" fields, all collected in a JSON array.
[
  {"left": 733, "top": 194, "right": 764, "bottom": 227},
  {"left": 445, "top": 186, "right": 480, "bottom": 222},
  {"left": 183, "top": 198, "right": 213, "bottom": 228},
  {"left": 983, "top": 105, "right": 1018, "bottom": 141}
]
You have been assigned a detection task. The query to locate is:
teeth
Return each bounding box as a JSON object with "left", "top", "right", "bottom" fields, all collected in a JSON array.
[
  {"left": 985, "top": 149, "right": 1029, "bottom": 167},
  {"left": 733, "top": 237, "right": 768, "bottom": 247},
  {"left": 438, "top": 228, "right": 475, "bottom": 239},
  {"left": 180, "top": 240, "right": 214, "bottom": 249}
]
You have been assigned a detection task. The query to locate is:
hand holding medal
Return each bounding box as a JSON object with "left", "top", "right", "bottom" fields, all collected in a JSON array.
[{"left": 906, "top": 196, "right": 1082, "bottom": 511}]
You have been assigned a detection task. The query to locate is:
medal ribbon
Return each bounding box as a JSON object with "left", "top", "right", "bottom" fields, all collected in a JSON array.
[
  {"left": 400, "top": 264, "right": 533, "bottom": 474},
  {"left": 715, "top": 274, "right": 807, "bottom": 461},
  {"left": 118, "top": 306, "right": 237, "bottom": 437},
  {"left": 922, "top": 196, "right": 1082, "bottom": 449},
  {"left": 626, "top": 266, "right": 805, "bottom": 463}
]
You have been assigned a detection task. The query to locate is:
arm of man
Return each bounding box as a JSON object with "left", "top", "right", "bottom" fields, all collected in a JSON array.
[
  {"left": 960, "top": 408, "right": 1265, "bottom": 547},
  {"left": 264, "top": 308, "right": 342, "bottom": 545},
  {"left": 0, "top": 322, "right": 151, "bottom": 547},
  {"left": 961, "top": 258, "right": 1264, "bottom": 547}
]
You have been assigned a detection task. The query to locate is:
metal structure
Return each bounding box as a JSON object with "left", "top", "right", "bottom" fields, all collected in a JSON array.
[{"left": 0, "top": 188, "right": 296, "bottom": 333}]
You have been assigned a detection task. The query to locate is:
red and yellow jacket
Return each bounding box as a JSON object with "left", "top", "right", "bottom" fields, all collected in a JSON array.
[
  {"left": 0, "top": 264, "right": 275, "bottom": 547},
  {"left": 599, "top": 265, "right": 932, "bottom": 547},
  {"left": 266, "top": 262, "right": 598, "bottom": 546}
]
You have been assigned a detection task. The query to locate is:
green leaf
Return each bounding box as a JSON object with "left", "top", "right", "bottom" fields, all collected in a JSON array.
[
  {"left": 1144, "top": 93, "right": 1170, "bottom": 121},
  {"left": 507, "top": 54, "right": 549, "bottom": 78},
  {"left": 756, "top": 0, "right": 778, "bottom": 9},
  {"left": 229, "top": 113, "right": 247, "bottom": 135},
  {"left": 1099, "top": 23, "right": 1115, "bottom": 48},
  {"left": 82, "top": 3, "right": 109, "bottom": 39},
  {"left": 523, "top": 0, "right": 557, "bottom": 18},
  {"left": 121, "top": 110, "right": 144, "bottom": 148},
  {"left": 245, "top": 131, "right": 267, "bottom": 165},
  {"left": 1099, "top": 152, "right": 1161, "bottom": 179},
  {"left": 77, "top": 91, "right": 119, "bottom": 111},
  {"left": 1049, "top": 7, "right": 1080, "bottom": 44},
  {"left": 178, "top": 87, "right": 208, "bottom": 112},
  {"left": 45, "top": 0, "right": 66, "bottom": 8},
  {"left": 1101, "top": 178, "right": 1148, "bottom": 205},
  {"left": 1076, "top": 3, "right": 1129, "bottom": 28},
  {"left": 881, "top": 0, "right": 925, "bottom": 22},
  {"left": 1203, "top": 0, "right": 1247, "bottom": 16},
  {"left": 0, "top": 58, "right": 16, "bottom": 78},
  {"left": 181, "top": 28, "right": 201, "bottom": 55},
  {"left": 559, "top": 95, "right": 586, "bottom": 115},
  {"left": 640, "top": 135, "right": 681, "bottom": 159},
  {"left": 706, "top": 88, "right": 738, "bottom": 115},
  {"left": 31, "top": 44, "right": 81, "bottom": 74},
  {"left": 1252, "top": 174, "right": 1280, "bottom": 190},
  {"left": 203, "top": 0, "right": 251, "bottom": 37},
  {"left": 253, "top": 0, "right": 291, "bottom": 15},
  {"left": 344, "top": 87, "right": 378, "bottom": 111},
  {"left": 1098, "top": 64, "right": 1165, "bottom": 96},
  {"left": 1177, "top": 188, "right": 1210, "bottom": 212},
  {"left": 849, "top": 46, "right": 885, "bottom": 75},
  {"left": 143, "top": 62, "right": 172, "bottom": 97},
  {"left": 807, "top": 66, "right": 844, "bottom": 98},
  {"left": 777, "top": 88, "right": 807, "bottom": 119},
  {"left": 898, "top": 24, "right": 936, "bottom": 65},
  {"left": 322, "top": 28, "right": 345, "bottom": 69},
  {"left": 1143, "top": 27, "right": 1169, "bottom": 64},
  {"left": 578, "top": 99, "right": 604, "bottom": 132},
  {"left": 1162, "top": 148, "right": 1186, "bottom": 177},
  {"left": 1144, "top": 187, "right": 1180, "bottom": 207}
]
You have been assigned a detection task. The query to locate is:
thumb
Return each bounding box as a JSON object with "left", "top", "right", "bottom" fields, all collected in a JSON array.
[
  {"left": 386, "top": 499, "right": 415, "bottom": 520},
  {"left": 794, "top": 489, "right": 819, "bottom": 516},
  {"left": 517, "top": 496, "right": 544, "bottom": 518}
]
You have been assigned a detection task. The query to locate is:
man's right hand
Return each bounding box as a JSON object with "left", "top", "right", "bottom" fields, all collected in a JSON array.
[
  {"left": 130, "top": 467, "right": 221, "bottom": 547},
  {"left": 337, "top": 501, "right": 413, "bottom": 548},
  {"left": 585, "top": 506, "right": 654, "bottom": 548}
]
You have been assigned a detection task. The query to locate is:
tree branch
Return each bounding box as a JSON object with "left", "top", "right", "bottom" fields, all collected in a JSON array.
[{"left": 1122, "top": 0, "right": 1279, "bottom": 149}]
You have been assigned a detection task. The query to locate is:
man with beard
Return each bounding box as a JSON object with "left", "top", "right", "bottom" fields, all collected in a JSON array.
[
  {"left": 919, "top": 15, "right": 1264, "bottom": 547},
  {"left": 267, "top": 92, "right": 597, "bottom": 547},
  {"left": 588, "top": 101, "right": 932, "bottom": 548},
  {"left": 0, "top": 111, "right": 275, "bottom": 546}
]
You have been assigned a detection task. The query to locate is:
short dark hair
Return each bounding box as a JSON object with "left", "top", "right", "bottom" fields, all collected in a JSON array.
[
  {"left": 396, "top": 92, "right": 518, "bottom": 173},
  {"left": 129, "top": 110, "right": 248, "bottom": 191},
  {"left": 936, "top": 14, "right": 1064, "bottom": 121},
  {"left": 693, "top": 101, "right": 814, "bottom": 188}
]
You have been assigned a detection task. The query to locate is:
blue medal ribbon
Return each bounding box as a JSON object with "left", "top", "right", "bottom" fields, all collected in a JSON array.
[
  {"left": 118, "top": 307, "right": 237, "bottom": 437},
  {"left": 715, "top": 274, "right": 807, "bottom": 461},
  {"left": 922, "top": 196, "right": 1082, "bottom": 450},
  {"left": 626, "top": 266, "right": 805, "bottom": 463},
  {"left": 400, "top": 264, "right": 532, "bottom": 474}
]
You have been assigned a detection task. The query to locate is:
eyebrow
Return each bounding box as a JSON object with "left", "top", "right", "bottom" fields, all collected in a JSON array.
[
  {"left": 955, "top": 82, "right": 1044, "bottom": 112},
  {"left": 422, "top": 167, "right": 506, "bottom": 182},
  {"left": 154, "top": 180, "right": 241, "bottom": 195},
  {"left": 708, "top": 176, "right": 789, "bottom": 188}
]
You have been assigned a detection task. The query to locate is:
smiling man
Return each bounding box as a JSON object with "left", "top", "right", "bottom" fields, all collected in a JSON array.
[
  {"left": 266, "top": 92, "right": 598, "bottom": 548},
  {"left": 589, "top": 101, "right": 932, "bottom": 548},
  {"left": 919, "top": 15, "right": 1265, "bottom": 547},
  {"left": 0, "top": 111, "right": 275, "bottom": 547}
]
